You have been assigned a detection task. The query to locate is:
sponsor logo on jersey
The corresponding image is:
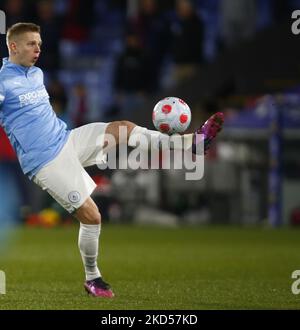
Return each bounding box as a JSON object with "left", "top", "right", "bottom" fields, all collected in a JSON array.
[{"left": 18, "top": 88, "right": 49, "bottom": 107}]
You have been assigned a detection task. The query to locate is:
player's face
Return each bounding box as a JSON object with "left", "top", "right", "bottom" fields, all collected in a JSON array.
[{"left": 11, "top": 32, "right": 42, "bottom": 67}]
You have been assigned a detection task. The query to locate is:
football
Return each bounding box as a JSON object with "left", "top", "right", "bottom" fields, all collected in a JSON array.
[{"left": 152, "top": 97, "right": 191, "bottom": 135}]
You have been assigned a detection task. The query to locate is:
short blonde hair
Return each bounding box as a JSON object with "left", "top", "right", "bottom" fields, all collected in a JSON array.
[{"left": 7, "top": 22, "right": 40, "bottom": 43}]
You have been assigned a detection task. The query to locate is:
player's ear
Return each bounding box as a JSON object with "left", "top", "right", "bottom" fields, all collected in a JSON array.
[{"left": 8, "top": 41, "right": 18, "bottom": 54}]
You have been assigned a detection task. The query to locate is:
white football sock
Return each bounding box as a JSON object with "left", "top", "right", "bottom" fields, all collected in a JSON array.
[
  {"left": 128, "top": 126, "right": 193, "bottom": 150},
  {"left": 78, "top": 223, "right": 101, "bottom": 281}
]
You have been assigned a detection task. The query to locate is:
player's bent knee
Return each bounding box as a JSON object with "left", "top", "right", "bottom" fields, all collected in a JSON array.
[
  {"left": 75, "top": 198, "right": 101, "bottom": 225},
  {"left": 77, "top": 207, "right": 101, "bottom": 225},
  {"left": 86, "top": 209, "right": 101, "bottom": 225}
]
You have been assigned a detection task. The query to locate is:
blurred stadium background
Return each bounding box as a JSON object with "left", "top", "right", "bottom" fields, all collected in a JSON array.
[
  {"left": 1, "top": 0, "right": 300, "bottom": 228},
  {"left": 1, "top": 0, "right": 300, "bottom": 310}
]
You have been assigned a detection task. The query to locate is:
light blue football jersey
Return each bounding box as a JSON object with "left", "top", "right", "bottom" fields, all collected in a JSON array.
[{"left": 0, "top": 58, "right": 70, "bottom": 178}]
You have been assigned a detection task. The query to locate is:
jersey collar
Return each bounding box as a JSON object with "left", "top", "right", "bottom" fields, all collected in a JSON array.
[{"left": 2, "top": 57, "right": 33, "bottom": 74}]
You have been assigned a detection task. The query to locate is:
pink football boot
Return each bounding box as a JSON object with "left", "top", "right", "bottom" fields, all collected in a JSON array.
[
  {"left": 192, "top": 112, "right": 224, "bottom": 156},
  {"left": 84, "top": 277, "right": 114, "bottom": 298}
]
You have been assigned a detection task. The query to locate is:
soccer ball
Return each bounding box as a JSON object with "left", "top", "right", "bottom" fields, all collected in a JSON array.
[{"left": 152, "top": 97, "right": 191, "bottom": 135}]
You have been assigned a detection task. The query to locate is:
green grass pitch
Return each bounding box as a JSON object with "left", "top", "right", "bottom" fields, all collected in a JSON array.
[{"left": 0, "top": 224, "right": 300, "bottom": 310}]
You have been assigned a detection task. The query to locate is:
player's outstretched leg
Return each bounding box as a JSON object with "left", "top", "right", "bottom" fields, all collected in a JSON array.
[
  {"left": 105, "top": 115, "right": 224, "bottom": 156},
  {"left": 192, "top": 112, "right": 224, "bottom": 156}
]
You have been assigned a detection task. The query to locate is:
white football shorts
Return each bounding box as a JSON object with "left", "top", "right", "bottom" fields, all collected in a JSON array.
[{"left": 33, "top": 122, "right": 109, "bottom": 213}]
